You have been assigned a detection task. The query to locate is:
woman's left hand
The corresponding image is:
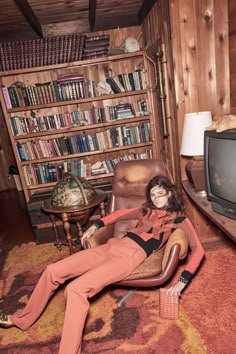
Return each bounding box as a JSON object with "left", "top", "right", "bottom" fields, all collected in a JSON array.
[{"left": 167, "top": 281, "right": 187, "bottom": 297}]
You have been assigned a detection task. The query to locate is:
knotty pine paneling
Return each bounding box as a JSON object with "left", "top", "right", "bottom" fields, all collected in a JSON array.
[
  {"left": 229, "top": 0, "right": 236, "bottom": 114},
  {"left": 170, "top": 0, "right": 230, "bottom": 176},
  {"left": 141, "top": 0, "right": 230, "bottom": 241},
  {"left": 141, "top": 1, "right": 182, "bottom": 190},
  {"left": 169, "top": 0, "right": 230, "bottom": 241}
]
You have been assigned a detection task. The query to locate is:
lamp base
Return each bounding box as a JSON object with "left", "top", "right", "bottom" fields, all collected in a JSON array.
[{"left": 185, "top": 158, "right": 206, "bottom": 193}]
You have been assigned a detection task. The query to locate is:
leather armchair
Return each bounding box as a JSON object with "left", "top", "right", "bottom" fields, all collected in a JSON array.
[{"left": 83, "top": 159, "right": 189, "bottom": 288}]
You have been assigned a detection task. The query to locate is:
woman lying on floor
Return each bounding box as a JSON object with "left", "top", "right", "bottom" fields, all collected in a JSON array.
[{"left": 0, "top": 175, "right": 204, "bottom": 354}]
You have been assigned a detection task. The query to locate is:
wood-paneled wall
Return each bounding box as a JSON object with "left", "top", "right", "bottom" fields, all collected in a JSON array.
[
  {"left": 141, "top": 0, "right": 231, "bottom": 241},
  {"left": 170, "top": 0, "right": 230, "bottom": 169},
  {"left": 229, "top": 0, "right": 236, "bottom": 114},
  {"left": 169, "top": 0, "right": 230, "bottom": 240},
  {"left": 141, "top": 1, "right": 182, "bottom": 189}
]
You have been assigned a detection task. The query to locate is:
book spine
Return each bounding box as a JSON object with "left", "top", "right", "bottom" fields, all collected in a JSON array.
[{"left": 2, "top": 87, "right": 12, "bottom": 109}]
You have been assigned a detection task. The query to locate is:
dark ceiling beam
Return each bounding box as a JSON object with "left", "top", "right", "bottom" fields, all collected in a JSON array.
[
  {"left": 138, "top": 0, "right": 157, "bottom": 23},
  {"left": 95, "top": 14, "right": 139, "bottom": 32},
  {"left": 14, "top": 0, "right": 43, "bottom": 37},
  {"left": 89, "top": 0, "right": 97, "bottom": 32}
]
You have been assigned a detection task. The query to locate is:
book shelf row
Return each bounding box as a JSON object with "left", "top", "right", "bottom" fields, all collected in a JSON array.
[
  {"left": 16, "top": 122, "right": 151, "bottom": 161},
  {"left": 2, "top": 69, "right": 146, "bottom": 109},
  {"left": 21, "top": 150, "right": 153, "bottom": 186},
  {"left": 10, "top": 99, "right": 149, "bottom": 136}
]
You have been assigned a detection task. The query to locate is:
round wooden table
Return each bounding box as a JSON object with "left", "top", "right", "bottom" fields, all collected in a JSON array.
[{"left": 41, "top": 189, "right": 106, "bottom": 254}]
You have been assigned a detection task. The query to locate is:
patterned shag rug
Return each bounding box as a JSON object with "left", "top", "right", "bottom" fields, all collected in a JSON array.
[{"left": 0, "top": 241, "right": 235, "bottom": 353}]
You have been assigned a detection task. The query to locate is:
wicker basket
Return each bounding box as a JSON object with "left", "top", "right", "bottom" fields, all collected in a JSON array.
[{"left": 159, "top": 288, "right": 179, "bottom": 320}]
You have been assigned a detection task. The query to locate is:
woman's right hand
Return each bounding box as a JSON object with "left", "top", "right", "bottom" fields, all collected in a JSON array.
[{"left": 81, "top": 224, "right": 97, "bottom": 246}]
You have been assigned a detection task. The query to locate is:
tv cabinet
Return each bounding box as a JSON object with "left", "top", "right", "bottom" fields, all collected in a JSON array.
[{"left": 183, "top": 180, "right": 236, "bottom": 243}]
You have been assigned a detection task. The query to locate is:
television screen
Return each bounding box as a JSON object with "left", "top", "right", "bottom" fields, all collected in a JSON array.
[
  {"left": 204, "top": 129, "right": 236, "bottom": 220},
  {"left": 208, "top": 137, "right": 236, "bottom": 202}
]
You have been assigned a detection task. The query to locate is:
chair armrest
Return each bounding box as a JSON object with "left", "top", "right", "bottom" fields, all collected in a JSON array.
[
  {"left": 83, "top": 224, "right": 115, "bottom": 249},
  {"left": 161, "top": 229, "right": 188, "bottom": 270}
]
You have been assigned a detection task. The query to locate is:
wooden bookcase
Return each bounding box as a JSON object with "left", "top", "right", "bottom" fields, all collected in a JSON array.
[{"left": 0, "top": 51, "right": 159, "bottom": 203}]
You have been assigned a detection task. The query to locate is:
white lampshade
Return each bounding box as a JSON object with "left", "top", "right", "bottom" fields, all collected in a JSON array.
[{"left": 180, "top": 111, "right": 212, "bottom": 156}]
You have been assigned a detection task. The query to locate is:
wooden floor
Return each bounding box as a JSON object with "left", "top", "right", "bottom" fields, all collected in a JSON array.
[{"left": 0, "top": 190, "right": 34, "bottom": 248}]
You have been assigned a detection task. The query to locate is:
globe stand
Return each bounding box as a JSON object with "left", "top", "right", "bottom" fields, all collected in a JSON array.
[{"left": 42, "top": 189, "right": 107, "bottom": 254}]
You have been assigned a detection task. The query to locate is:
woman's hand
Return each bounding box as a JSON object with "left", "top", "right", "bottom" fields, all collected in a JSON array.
[
  {"left": 81, "top": 224, "right": 97, "bottom": 246},
  {"left": 167, "top": 281, "right": 187, "bottom": 297}
]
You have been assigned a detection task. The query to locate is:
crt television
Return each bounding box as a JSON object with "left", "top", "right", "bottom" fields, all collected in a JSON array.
[{"left": 204, "top": 128, "right": 236, "bottom": 220}]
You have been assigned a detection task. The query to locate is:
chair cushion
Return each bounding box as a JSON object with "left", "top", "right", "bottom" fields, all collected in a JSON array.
[
  {"left": 123, "top": 247, "right": 165, "bottom": 280},
  {"left": 121, "top": 229, "right": 188, "bottom": 281},
  {"left": 112, "top": 159, "right": 170, "bottom": 198}
]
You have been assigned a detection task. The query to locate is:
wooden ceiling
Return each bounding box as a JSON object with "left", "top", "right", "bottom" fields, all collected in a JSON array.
[{"left": 0, "top": 0, "right": 156, "bottom": 42}]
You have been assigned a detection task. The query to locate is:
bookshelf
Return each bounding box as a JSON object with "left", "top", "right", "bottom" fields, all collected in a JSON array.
[{"left": 0, "top": 51, "right": 158, "bottom": 202}]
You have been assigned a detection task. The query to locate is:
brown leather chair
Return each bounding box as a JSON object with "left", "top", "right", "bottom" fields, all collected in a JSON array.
[{"left": 83, "top": 159, "right": 189, "bottom": 291}]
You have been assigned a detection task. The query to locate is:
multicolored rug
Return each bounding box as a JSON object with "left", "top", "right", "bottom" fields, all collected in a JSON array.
[{"left": 0, "top": 240, "right": 235, "bottom": 353}]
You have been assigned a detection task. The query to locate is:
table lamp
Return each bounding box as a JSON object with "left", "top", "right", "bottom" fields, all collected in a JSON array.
[{"left": 180, "top": 111, "right": 212, "bottom": 194}]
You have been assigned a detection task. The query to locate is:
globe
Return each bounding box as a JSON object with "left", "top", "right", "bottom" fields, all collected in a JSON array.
[{"left": 50, "top": 172, "right": 97, "bottom": 209}]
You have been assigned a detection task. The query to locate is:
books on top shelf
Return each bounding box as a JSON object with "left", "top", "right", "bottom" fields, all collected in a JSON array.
[
  {"left": 1, "top": 65, "right": 147, "bottom": 109},
  {"left": 0, "top": 34, "right": 86, "bottom": 71},
  {"left": 82, "top": 34, "right": 110, "bottom": 60}
]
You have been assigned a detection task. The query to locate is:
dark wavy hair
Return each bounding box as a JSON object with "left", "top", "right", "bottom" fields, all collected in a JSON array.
[{"left": 142, "top": 175, "right": 185, "bottom": 214}]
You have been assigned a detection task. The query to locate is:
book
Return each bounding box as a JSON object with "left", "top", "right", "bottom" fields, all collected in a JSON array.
[
  {"left": 85, "top": 34, "right": 110, "bottom": 42},
  {"left": 82, "top": 50, "right": 108, "bottom": 58},
  {"left": 113, "top": 75, "right": 125, "bottom": 92},
  {"left": 16, "top": 142, "right": 26, "bottom": 161},
  {"left": 57, "top": 74, "right": 84, "bottom": 83},
  {"left": 1, "top": 87, "right": 12, "bottom": 108},
  {"left": 106, "top": 77, "right": 121, "bottom": 93},
  {"left": 83, "top": 44, "right": 109, "bottom": 53}
]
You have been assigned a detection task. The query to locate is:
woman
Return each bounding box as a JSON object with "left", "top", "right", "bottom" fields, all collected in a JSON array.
[{"left": 0, "top": 175, "right": 204, "bottom": 354}]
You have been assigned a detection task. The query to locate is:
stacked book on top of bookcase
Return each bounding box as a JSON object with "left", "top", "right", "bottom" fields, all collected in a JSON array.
[
  {"left": 0, "top": 34, "right": 85, "bottom": 71},
  {"left": 82, "top": 34, "right": 110, "bottom": 60}
]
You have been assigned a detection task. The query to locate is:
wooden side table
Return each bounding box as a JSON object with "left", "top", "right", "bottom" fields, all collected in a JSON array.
[
  {"left": 183, "top": 180, "right": 236, "bottom": 243},
  {"left": 42, "top": 189, "right": 106, "bottom": 254}
]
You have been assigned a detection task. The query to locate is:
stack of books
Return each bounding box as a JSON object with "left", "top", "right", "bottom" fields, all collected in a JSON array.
[
  {"left": 82, "top": 34, "right": 110, "bottom": 60},
  {"left": 56, "top": 73, "right": 85, "bottom": 100},
  {"left": 105, "top": 69, "right": 146, "bottom": 93},
  {"left": 0, "top": 34, "right": 85, "bottom": 71},
  {"left": 115, "top": 103, "right": 134, "bottom": 119}
]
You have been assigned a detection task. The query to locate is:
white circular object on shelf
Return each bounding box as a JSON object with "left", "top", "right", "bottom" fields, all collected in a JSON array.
[{"left": 124, "top": 37, "right": 140, "bottom": 52}]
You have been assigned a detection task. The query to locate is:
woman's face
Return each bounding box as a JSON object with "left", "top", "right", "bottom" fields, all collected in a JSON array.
[{"left": 150, "top": 185, "right": 171, "bottom": 209}]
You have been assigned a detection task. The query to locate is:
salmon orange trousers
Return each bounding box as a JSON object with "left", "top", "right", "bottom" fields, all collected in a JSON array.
[{"left": 10, "top": 237, "right": 146, "bottom": 354}]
